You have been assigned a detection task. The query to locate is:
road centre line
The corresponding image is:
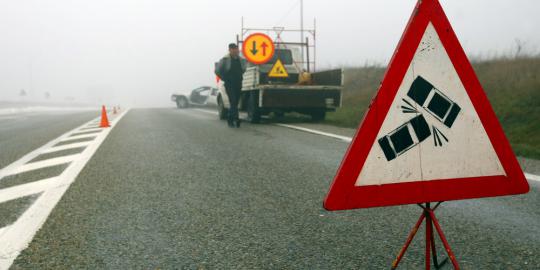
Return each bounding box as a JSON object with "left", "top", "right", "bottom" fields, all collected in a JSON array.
[
  {"left": 0, "top": 109, "right": 129, "bottom": 269},
  {"left": 191, "top": 108, "right": 540, "bottom": 182}
]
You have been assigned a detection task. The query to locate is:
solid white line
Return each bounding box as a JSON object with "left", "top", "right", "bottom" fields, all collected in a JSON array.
[
  {"left": 0, "top": 177, "right": 57, "bottom": 204},
  {"left": 525, "top": 173, "right": 540, "bottom": 182},
  {"left": 192, "top": 108, "right": 218, "bottom": 115},
  {"left": 40, "top": 142, "right": 91, "bottom": 154},
  {"left": 190, "top": 108, "right": 540, "bottom": 182},
  {"left": 0, "top": 109, "right": 129, "bottom": 269},
  {"left": 274, "top": 123, "right": 353, "bottom": 143},
  {"left": 2, "top": 155, "right": 78, "bottom": 178}
]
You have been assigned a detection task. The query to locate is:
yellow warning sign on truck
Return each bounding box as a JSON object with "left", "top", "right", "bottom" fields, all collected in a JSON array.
[{"left": 268, "top": 59, "right": 288, "bottom": 78}]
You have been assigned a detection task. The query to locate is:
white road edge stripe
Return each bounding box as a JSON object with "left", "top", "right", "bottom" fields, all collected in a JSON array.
[
  {"left": 192, "top": 108, "right": 540, "bottom": 182},
  {"left": 0, "top": 109, "right": 129, "bottom": 269}
]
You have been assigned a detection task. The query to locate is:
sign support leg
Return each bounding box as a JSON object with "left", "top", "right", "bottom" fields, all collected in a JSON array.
[{"left": 391, "top": 202, "right": 460, "bottom": 270}]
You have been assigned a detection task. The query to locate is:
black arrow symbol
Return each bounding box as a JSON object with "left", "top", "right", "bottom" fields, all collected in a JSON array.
[{"left": 250, "top": 41, "right": 258, "bottom": 55}]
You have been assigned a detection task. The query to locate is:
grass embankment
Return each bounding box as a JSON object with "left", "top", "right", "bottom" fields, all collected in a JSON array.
[{"left": 325, "top": 56, "right": 540, "bottom": 159}]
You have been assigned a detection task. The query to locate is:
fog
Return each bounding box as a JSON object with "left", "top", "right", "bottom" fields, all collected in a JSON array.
[{"left": 1, "top": 0, "right": 539, "bottom": 108}]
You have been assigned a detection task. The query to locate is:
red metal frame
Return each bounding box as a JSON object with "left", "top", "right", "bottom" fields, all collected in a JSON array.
[
  {"left": 324, "top": 0, "right": 529, "bottom": 210},
  {"left": 391, "top": 203, "right": 459, "bottom": 270},
  {"left": 241, "top": 33, "right": 276, "bottom": 65}
]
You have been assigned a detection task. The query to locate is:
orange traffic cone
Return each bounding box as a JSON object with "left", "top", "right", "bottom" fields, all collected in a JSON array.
[{"left": 100, "top": 105, "right": 110, "bottom": 128}]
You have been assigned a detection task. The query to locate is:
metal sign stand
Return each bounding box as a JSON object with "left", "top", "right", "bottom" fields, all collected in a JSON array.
[
  {"left": 237, "top": 17, "right": 316, "bottom": 72},
  {"left": 391, "top": 202, "right": 460, "bottom": 270}
]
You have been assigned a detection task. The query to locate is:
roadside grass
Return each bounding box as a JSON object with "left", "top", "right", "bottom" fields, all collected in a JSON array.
[{"left": 324, "top": 56, "right": 540, "bottom": 159}]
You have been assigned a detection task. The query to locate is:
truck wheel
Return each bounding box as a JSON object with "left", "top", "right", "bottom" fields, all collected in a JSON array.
[
  {"left": 310, "top": 110, "right": 326, "bottom": 122},
  {"left": 247, "top": 92, "right": 261, "bottom": 123},
  {"left": 217, "top": 96, "right": 228, "bottom": 120},
  {"left": 176, "top": 97, "right": 188, "bottom": 109}
]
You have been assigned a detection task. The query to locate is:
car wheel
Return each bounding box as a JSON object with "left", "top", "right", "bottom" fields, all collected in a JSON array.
[
  {"left": 217, "top": 96, "right": 228, "bottom": 120},
  {"left": 176, "top": 97, "right": 188, "bottom": 109},
  {"left": 310, "top": 110, "right": 326, "bottom": 122},
  {"left": 247, "top": 92, "right": 261, "bottom": 123}
]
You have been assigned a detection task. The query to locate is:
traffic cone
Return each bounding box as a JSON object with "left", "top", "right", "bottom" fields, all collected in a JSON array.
[{"left": 100, "top": 105, "right": 110, "bottom": 128}]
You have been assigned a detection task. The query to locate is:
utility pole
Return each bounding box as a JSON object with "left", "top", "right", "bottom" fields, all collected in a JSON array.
[{"left": 300, "top": 0, "right": 304, "bottom": 68}]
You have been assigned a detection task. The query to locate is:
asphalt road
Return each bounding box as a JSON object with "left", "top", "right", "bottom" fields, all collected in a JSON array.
[{"left": 4, "top": 108, "right": 540, "bottom": 269}]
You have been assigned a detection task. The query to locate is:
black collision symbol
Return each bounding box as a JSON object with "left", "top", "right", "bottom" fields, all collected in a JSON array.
[{"left": 378, "top": 76, "right": 461, "bottom": 161}]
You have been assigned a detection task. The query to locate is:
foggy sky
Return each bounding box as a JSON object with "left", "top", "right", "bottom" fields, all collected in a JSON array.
[{"left": 1, "top": 0, "right": 539, "bottom": 107}]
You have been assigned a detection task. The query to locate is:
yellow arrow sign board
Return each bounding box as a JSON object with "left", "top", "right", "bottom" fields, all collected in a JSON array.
[{"left": 268, "top": 59, "right": 289, "bottom": 78}]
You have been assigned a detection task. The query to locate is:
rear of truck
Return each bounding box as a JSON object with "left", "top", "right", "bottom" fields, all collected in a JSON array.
[{"left": 218, "top": 47, "right": 343, "bottom": 123}]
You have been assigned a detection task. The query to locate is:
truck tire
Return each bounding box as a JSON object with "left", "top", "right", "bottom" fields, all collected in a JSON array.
[
  {"left": 217, "top": 96, "right": 228, "bottom": 120},
  {"left": 310, "top": 110, "right": 326, "bottom": 122},
  {"left": 247, "top": 92, "right": 261, "bottom": 123},
  {"left": 176, "top": 97, "right": 188, "bottom": 109}
]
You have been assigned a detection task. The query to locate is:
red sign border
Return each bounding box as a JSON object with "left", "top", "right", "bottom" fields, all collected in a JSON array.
[
  {"left": 242, "top": 33, "right": 275, "bottom": 65},
  {"left": 324, "top": 0, "right": 529, "bottom": 210}
]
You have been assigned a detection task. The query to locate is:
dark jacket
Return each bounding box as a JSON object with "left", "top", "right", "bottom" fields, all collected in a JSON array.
[{"left": 215, "top": 54, "right": 247, "bottom": 82}]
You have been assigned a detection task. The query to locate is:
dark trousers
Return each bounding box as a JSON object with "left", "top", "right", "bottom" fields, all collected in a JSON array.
[{"left": 225, "top": 81, "right": 242, "bottom": 123}]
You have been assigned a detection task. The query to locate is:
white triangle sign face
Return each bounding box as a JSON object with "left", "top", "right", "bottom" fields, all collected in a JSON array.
[
  {"left": 324, "top": 0, "right": 529, "bottom": 210},
  {"left": 357, "top": 23, "right": 504, "bottom": 186}
]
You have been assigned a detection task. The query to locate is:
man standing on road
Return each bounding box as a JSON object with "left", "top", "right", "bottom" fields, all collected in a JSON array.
[{"left": 215, "top": 43, "right": 246, "bottom": 128}]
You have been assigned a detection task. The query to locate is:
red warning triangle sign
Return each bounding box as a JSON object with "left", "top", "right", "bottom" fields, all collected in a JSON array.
[{"left": 324, "top": 0, "right": 529, "bottom": 210}]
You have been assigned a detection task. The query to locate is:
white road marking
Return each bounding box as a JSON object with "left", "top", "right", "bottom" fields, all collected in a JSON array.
[
  {"left": 0, "top": 226, "right": 9, "bottom": 239},
  {"left": 70, "top": 129, "right": 103, "bottom": 136},
  {"left": 82, "top": 124, "right": 100, "bottom": 128},
  {"left": 0, "top": 109, "right": 129, "bottom": 269},
  {"left": 2, "top": 155, "right": 78, "bottom": 178},
  {"left": 63, "top": 133, "right": 97, "bottom": 140},
  {"left": 191, "top": 108, "right": 540, "bottom": 182},
  {"left": 0, "top": 177, "right": 56, "bottom": 204},
  {"left": 525, "top": 173, "right": 540, "bottom": 182},
  {"left": 274, "top": 123, "right": 353, "bottom": 143},
  {"left": 40, "top": 142, "right": 92, "bottom": 154}
]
